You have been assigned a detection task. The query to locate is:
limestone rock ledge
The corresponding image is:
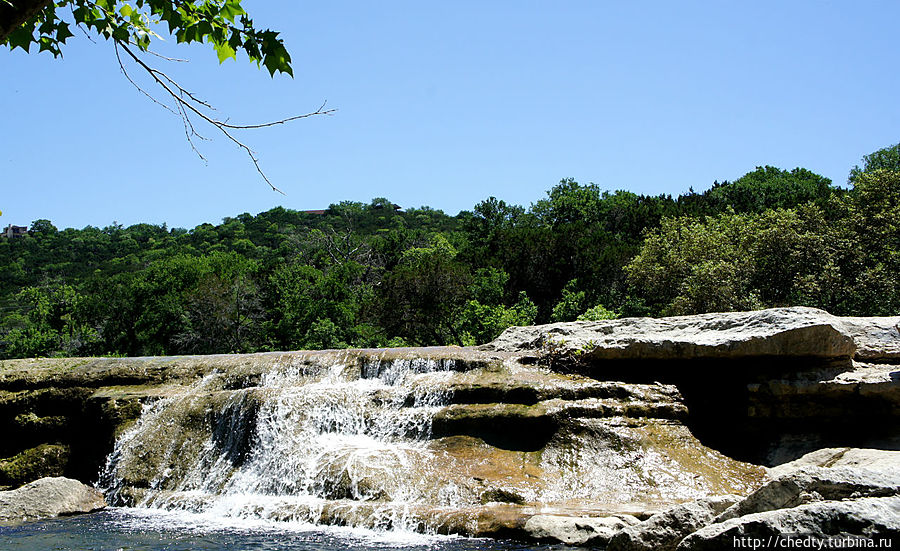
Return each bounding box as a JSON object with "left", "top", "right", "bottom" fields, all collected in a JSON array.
[
  {"left": 481, "top": 307, "right": 867, "bottom": 360},
  {"left": 0, "top": 307, "right": 896, "bottom": 544},
  {"left": 0, "top": 477, "right": 106, "bottom": 522}
]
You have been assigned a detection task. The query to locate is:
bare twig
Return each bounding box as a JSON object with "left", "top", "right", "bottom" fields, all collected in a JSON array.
[
  {"left": 128, "top": 42, "right": 188, "bottom": 63},
  {"left": 114, "top": 43, "right": 179, "bottom": 116},
  {"left": 114, "top": 40, "right": 335, "bottom": 193}
]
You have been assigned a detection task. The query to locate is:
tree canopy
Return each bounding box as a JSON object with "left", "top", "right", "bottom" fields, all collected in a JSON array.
[
  {"left": 3, "top": 142, "right": 898, "bottom": 359},
  {"left": 848, "top": 142, "right": 900, "bottom": 184}
]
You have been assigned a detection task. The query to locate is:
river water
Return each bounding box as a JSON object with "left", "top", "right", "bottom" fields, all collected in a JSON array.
[{"left": 0, "top": 509, "right": 566, "bottom": 551}]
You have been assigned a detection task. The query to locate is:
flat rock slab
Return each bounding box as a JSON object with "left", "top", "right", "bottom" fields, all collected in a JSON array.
[
  {"left": 482, "top": 307, "right": 860, "bottom": 360},
  {"left": 770, "top": 447, "right": 900, "bottom": 478},
  {"left": 0, "top": 477, "right": 106, "bottom": 521}
]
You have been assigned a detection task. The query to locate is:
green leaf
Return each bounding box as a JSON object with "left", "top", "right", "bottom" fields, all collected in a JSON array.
[
  {"left": 38, "top": 36, "right": 60, "bottom": 56},
  {"left": 56, "top": 23, "right": 74, "bottom": 44},
  {"left": 72, "top": 6, "right": 90, "bottom": 24},
  {"left": 5, "top": 27, "right": 34, "bottom": 52},
  {"left": 214, "top": 41, "right": 236, "bottom": 64},
  {"left": 261, "top": 40, "right": 292, "bottom": 77},
  {"left": 220, "top": 0, "right": 245, "bottom": 23},
  {"left": 5, "top": 0, "right": 293, "bottom": 77},
  {"left": 112, "top": 25, "right": 131, "bottom": 42}
]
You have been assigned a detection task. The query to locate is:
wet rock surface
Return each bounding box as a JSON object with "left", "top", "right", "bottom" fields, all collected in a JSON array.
[
  {"left": 0, "top": 477, "right": 106, "bottom": 521},
  {"left": 0, "top": 307, "right": 896, "bottom": 544}
]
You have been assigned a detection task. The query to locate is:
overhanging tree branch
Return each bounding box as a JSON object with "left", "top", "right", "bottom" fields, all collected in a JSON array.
[
  {"left": 3, "top": 0, "right": 333, "bottom": 192},
  {"left": 115, "top": 40, "right": 335, "bottom": 193}
]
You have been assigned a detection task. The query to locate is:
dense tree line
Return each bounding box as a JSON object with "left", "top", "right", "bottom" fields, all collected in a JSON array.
[{"left": 1, "top": 143, "right": 898, "bottom": 359}]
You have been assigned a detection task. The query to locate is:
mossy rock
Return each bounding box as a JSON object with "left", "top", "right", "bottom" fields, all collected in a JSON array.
[
  {"left": 0, "top": 444, "right": 70, "bottom": 487},
  {"left": 12, "top": 412, "right": 68, "bottom": 432}
]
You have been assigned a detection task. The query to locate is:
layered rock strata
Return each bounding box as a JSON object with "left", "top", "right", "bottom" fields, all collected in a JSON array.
[
  {"left": 484, "top": 306, "right": 900, "bottom": 464},
  {"left": 0, "top": 306, "right": 896, "bottom": 541}
]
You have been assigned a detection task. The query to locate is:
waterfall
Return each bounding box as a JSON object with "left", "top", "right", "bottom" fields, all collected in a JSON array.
[
  {"left": 98, "top": 349, "right": 769, "bottom": 536},
  {"left": 101, "top": 353, "right": 458, "bottom": 531}
]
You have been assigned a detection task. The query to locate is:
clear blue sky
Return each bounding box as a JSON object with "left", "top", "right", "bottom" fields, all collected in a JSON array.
[{"left": 2, "top": 1, "right": 898, "bottom": 230}]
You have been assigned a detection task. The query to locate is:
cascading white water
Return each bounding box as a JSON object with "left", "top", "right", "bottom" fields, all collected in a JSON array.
[{"left": 101, "top": 354, "right": 458, "bottom": 530}]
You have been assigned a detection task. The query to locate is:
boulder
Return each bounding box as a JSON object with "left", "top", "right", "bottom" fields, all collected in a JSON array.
[
  {"left": 524, "top": 514, "right": 639, "bottom": 546},
  {"left": 677, "top": 496, "right": 900, "bottom": 550},
  {"left": 716, "top": 466, "right": 900, "bottom": 522},
  {"left": 0, "top": 476, "right": 106, "bottom": 521},
  {"left": 483, "top": 307, "right": 857, "bottom": 361},
  {"left": 606, "top": 495, "right": 741, "bottom": 551}
]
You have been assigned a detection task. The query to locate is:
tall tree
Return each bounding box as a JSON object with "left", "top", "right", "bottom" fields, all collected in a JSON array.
[{"left": 702, "top": 166, "right": 835, "bottom": 214}]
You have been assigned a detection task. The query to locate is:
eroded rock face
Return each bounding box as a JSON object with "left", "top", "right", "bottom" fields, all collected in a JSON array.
[
  {"left": 638, "top": 450, "right": 900, "bottom": 550},
  {"left": 0, "top": 443, "right": 69, "bottom": 488},
  {"left": 97, "top": 355, "right": 766, "bottom": 537},
  {"left": 0, "top": 477, "right": 106, "bottom": 521},
  {"left": 835, "top": 316, "right": 900, "bottom": 361}
]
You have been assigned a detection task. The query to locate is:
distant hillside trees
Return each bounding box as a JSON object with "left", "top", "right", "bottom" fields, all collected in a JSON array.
[{"left": 1, "top": 143, "right": 897, "bottom": 359}]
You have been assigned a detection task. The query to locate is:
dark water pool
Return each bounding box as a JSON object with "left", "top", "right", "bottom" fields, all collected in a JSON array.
[{"left": 0, "top": 509, "right": 568, "bottom": 551}]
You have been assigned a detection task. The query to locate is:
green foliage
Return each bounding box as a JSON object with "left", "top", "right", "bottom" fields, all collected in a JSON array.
[
  {"left": 469, "top": 267, "right": 509, "bottom": 305},
  {"left": 849, "top": 142, "right": 900, "bottom": 183},
  {"left": 842, "top": 169, "right": 900, "bottom": 315},
  {"left": 628, "top": 213, "right": 774, "bottom": 316},
  {"left": 3, "top": 0, "right": 293, "bottom": 76},
  {"left": 577, "top": 304, "right": 619, "bottom": 321},
  {"left": 532, "top": 179, "right": 605, "bottom": 226},
  {"left": 0, "top": 281, "right": 100, "bottom": 358},
  {"left": 377, "top": 233, "right": 472, "bottom": 345},
  {"left": 550, "top": 279, "right": 589, "bottom": 322},
  {"left": 1, "top": 144, "right": 897, "bottom": 359},
  {"left": 457, "top": 291, "right": 537, "bottom": 345},
  {"left": 703, "top": 166, "right": 835, "bottom": 213},
  {"left": 626, "top": 199, "right": 890, "bottom": 316},
  {"left": 175, "top": 252, "right": 262, "bottom": 353}
]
